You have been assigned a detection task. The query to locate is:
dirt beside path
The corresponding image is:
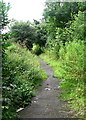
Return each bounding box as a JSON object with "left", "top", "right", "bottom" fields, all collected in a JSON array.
[{"left": 18, "top": 58, "right": 69, "bottom": 118}]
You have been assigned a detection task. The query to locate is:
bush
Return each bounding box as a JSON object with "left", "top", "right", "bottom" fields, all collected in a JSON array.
[
  {"left": 32, "top": 43, "right": 43, "bottom": 55},
  {"left": 40, "top": 40, "right": 84, "bottom": 118},
  {"left": 59, "top": 40, "right": 84, "bottom": 117},
  {"left": 2, "top": 42, "right": 46, "bottom": 120},
  {"left": 55, "top": 11, "right": 85, "bottom": 46},
  {"left": 10, "top": 21, "right": 36, "bottom": 50},
  {"left": 39, "top": 5, "right": 85, "bottom": 119}
]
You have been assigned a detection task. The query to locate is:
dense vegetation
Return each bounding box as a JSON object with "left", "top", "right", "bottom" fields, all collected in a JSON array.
[
  {"left": 1, "top": 1, "right": 46, "bottom": 119},
  {"left": 10, "top": 20, "right": 47, "bottom": 52},
  {"left": 40, "top": 1, "right": 85, "bottom": 118},
  {"left": 40, "top": 40, "right": 84, "bottom": 117},
  {"left": 1, "top": 0, "right": 85, "bottom": 119},
  {"left": 2, "top": 43, "right": 46, "bottom": 120}
]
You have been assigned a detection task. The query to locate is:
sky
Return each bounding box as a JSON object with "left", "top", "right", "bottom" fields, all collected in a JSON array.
[{"left": 3, "top": 0, "right": 46, "bottom": 22}]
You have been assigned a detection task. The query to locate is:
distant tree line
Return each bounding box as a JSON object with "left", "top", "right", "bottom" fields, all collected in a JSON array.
[{"left": 10, "top": 1, "right": 86, "bottom": 53}]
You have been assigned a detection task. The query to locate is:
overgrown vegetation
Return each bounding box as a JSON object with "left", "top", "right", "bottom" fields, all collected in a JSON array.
[
  {"left": 2, "top": 42, "right": 47, "bottom": 120},
  {"left": 10, "top": 20, "right": 47, "bottom": 53},
  {"left": 40, "top": 3, "right": 85, "bottom": 118},
  {"left": 40, "top": 40, "right": 84, "bottom": 117},
  {"left": 1, "top": 0, "right": 85, "bottom": 119},
  {"left": 1, "top": 1, "right": 46, "bottom": 119}
]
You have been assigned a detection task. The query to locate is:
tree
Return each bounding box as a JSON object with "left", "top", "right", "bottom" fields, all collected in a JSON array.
[
  {"left": 34, "top": 20, "right": 47, "bottom": 47},
  {"left": 78, "top": 2, "right": 86, "bottom": 12},
  {"left": 1, "top": 1, "right": 10, "bottom": 119},
  {"left": 43, "top": 1, "right": 79, "bottom": 40},
  {"left": 0, "top": 0, "right": 10, "bottom": 55},
  {"left": 11, "top": 21, "right": 36, "bottom": 50},
  {"left": 0, "top": 0, "right": 10, "bottom": 32}
]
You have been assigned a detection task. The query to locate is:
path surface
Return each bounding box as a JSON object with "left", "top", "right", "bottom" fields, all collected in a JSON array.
[{"left": 18, "top": 58, "right": 69, "bottom": 118}]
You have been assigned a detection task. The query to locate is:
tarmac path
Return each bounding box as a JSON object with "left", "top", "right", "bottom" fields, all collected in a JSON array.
[{"left": 18, "top": 58, "right": 69, "bottom": 119}]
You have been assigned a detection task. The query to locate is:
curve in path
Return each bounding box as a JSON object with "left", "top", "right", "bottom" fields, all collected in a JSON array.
[{"left": 18, "top": 58, "right": 69, "bottom": 118}]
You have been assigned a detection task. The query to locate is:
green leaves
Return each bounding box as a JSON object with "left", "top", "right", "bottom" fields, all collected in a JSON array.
[
  {"left": 40, "top": 39, "right": 84, "bottom": 117},
  {"left": 2, "top": 43, "right": 46, "bottom": 120},
  {"left": 34, "top": 21, "right": 47, "bottom": 47},
  {"left": 10, "top": 20, "right": 47, "bottom": 51},
  {"left": 0, "top": 0, "right": 10, "bottom": 30},
  {"left": 11, "top": 21, "right": 36, "bottom": 50}
]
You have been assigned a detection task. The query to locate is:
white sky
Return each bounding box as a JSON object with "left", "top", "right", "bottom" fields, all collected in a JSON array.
[{"left": 3, "top": 0, "right": 46, "bottom": 22}]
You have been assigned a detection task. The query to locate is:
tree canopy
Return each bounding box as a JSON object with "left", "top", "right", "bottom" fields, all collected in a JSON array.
[{"left": 0, "top": 0, "right": 10, "bottom": 31}]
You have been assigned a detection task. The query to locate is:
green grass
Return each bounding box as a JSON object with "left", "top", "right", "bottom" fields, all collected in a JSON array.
[
  {"left": 40, "top": 40, "right": 84, "bottom": 118},
  {"left": 40, "top": 52, "right": 65, "bottom": 79}
]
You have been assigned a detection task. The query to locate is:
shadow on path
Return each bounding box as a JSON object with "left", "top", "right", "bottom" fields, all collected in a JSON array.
[{"left": 18, "top": 58, "right": 69, "bottom": 118}]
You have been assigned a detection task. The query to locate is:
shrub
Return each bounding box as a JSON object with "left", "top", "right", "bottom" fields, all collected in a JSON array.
[
  {"left": 10, "top": 21, "right": 36, "bottom": 50},
  {"left": 2, "top": 42, "right": 46, "bottom": 120},
  {"left": 58, "top": 40, "right": 84, "bottom": 117},
  {"left": 55, "top": 11, "right": 84, "bottom": 46},
  {"left": 32, "top": 43, "right": 43, "bottom": 55},
  {"left": 40, "top": 40, "right": 84, "bottom": 117}
]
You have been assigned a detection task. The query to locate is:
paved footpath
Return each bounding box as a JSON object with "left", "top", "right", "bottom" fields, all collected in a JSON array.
[{"left": 18, "top": 58, "right": 69, "bottom": 118}]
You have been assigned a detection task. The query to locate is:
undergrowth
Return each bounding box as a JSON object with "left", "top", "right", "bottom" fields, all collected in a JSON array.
[
  {"left": 40, "top": 40, "right": 84, "bottom": 118},
  {"left": 2, "top": 42, "right": 47, "bottom": 120}
]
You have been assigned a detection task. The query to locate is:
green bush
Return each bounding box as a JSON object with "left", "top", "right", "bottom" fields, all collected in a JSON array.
[
  {"left": 32, "top": 43, "right": 43, "bottom": 55},
  {"left": 40, "top": 4, "right": 85, "bottom": 118},
  {"left": 59, "top": 40, "right": 84, "bottom": 117},
  {"left": 40, "top": 40, "right": 84, "bottom": 117},
  {"left": 2, "top": 43, "right": 46, "bottom": 120},
  {"left": 55, "top": 11, "right": 85, "bottom": 46}
]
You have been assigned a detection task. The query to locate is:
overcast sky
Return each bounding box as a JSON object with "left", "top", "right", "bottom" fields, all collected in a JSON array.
[{"left": 3, "top": 0, "right": 46, "bottom": 22}]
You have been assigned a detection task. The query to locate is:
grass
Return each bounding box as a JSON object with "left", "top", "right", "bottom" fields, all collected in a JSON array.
[
  {"left": 40, "top": 40, "right": 84, "bottom": 118},
  {"left": 40, "top": 52, "right": 64, "bottom": 79}
]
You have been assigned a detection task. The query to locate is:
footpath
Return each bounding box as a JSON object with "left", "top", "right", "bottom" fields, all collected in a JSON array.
[{"left": 18, "top": 58, "right": 69, "bottom": 118}]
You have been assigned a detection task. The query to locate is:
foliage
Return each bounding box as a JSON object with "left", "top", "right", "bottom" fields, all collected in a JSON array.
[
  {"left": 43, "top": 1, "right": 85, "bottom": 46},
  {"left": 2, "top": 0, "right": 85, "bottom": 119},
  {"left": 34, "top": 20, "right": 47, "bottom": 47},
  {"left": 58, "top": 40, "right": 84, "bottom": 117},
  {"left": 54, "top": 11, "right": 85, "bottom": 46},
  {"left": 70, "top": 11, "right": 85, "bottom": 41},
  {"left": 10, "top": 21, "right": 36, "bottom": 50},
  {"left": 78, "top": 2, "right": 86, "bottom": 12},
  {"left": 0, "top": 0, "right": 10, "bottom": 30},
  {"left": 10, "top": 20, "right": 48, "bottom": 50},
  {"left": 43, "top": 2, "right": 79, "bottom": 40},
  {"left": 40, "top": 6, "right": 85, "bottom": 118},
  {"left": 40, "top": 40, "right": 84, "bottom": 118},
  {"left": 2, "top": 43, "right": 47, "bottom": 120},
  {"left": 0, "top": 0, "right": 10, "bottom": 55},
  {"left": 32, "top": 43, "right": 43, "bottom": 55}
]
